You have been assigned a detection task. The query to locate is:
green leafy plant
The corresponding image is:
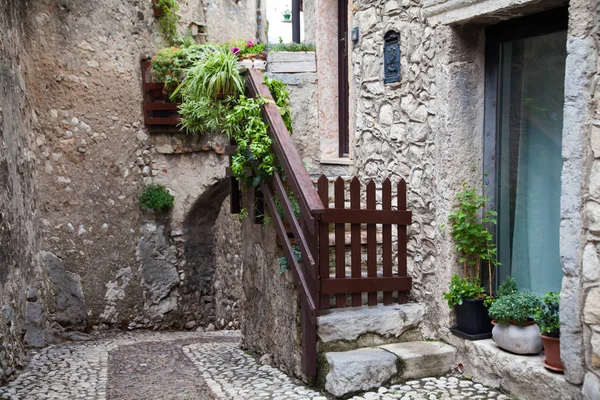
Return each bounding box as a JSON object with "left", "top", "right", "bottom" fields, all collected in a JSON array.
[
  {"left": 274, "top": 190, "right": 301, "bottom": 221},
  {"left": 448, "top": 181, "right": 500, "bottom": 294},
  {"left": 534, "top": 292, "right": 560, "bottom": 337},
  {"left": 238, "top": 208, "right": 249, "bottom": 222},
  {"left": 174, "top": 49, "right": 244, "bottom": 101},
  {"left": 485, "top": 276, "right": 519, "bottom": 307},
  {"left": 268, "top": 42, "right": 316, "bottom": 52},
  {"left": 265, "top": 76, "right": 293, "bottom": 133},
  {"left": 156, "top": 0, "right": 180, "bottom": 45},
  {"left": 278, "top": 245, "right": 301, "bottom": 274},
  {"left": 488, "top": 291, "right": 541, "bottom": 325},
  {"left": 443, "top": 274, "right": 487, "bottom": 308},
  {"left": 139, "top": 184, "right": 175, "bottom": 210}
]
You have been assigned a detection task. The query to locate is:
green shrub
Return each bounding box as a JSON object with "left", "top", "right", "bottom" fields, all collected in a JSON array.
[
  {"left": 139, "top": 184, "right": 175, "bottom": 210},
  {"left": 497, "top": 276, "right": 518, "bottom": 298},
  {"left": 442, "top": 274, "right": 487, "bottom": 308},
  {"left": 488, "top": 291, "right": 540, "bottom": 325},
  {"left": 534, "top": 292, "right": 560, "bottom": 337}
]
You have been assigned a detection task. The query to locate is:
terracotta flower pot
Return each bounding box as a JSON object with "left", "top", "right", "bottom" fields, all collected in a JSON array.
[{"left": 540, "top": 334, "right": 564, "bottom": 373}]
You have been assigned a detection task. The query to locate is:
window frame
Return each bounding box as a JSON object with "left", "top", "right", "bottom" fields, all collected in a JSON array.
[{"left": 483, "top": 7, "right": 569, "bottom": 289}]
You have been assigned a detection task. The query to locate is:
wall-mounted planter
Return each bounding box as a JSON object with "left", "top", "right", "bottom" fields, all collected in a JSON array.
[{"left": 267, "top": 52, "right": 317, "bottom": 74}]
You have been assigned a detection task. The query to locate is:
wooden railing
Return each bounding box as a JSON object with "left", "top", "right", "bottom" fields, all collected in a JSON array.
[
  {"left": 235, "top": 69, "right": 413, "bottom": 382},
  {"left": 245, "top": 69, "right": 325, "bottom": 380}
]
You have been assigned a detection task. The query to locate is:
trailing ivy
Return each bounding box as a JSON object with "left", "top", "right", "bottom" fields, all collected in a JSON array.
[
  {"left": 265, "top": 76, "right": 293, "bottom": 133},
  {"left": 156, "top": 0, "right": 180, "bottom": 46}
]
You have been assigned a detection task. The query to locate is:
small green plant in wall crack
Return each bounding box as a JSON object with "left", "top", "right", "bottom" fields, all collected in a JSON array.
[{"left": 139, "top": 184, "right": 175, "bottom": 210}]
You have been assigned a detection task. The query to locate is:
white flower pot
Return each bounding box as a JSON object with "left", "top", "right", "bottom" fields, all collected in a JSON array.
[{"left": 492, "top": 321, "right": 543, "bottom": 354}]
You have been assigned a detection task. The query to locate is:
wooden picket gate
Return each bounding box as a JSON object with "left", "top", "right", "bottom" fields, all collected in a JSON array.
[{"left": 317, "top": 176, "right": 412, "bottom": 309}]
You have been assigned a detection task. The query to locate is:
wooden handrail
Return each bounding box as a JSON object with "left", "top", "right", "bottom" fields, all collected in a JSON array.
[
  {"left": 261, "top": 182, "right": 317, "bottom": 321},
  {"left": 245, "top": 69, "right": 325, "bottom": 229}
]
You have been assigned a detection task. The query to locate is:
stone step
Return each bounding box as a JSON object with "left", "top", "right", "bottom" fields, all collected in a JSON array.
[
  {"left": 317, "top": 303, "right": 426, "bottom": 345},
  {"left": 380, "top": 341, "right": 457, "bottom": 381},
  {"left": 324, "top": 341, "right": 457, "bottom": 398}
]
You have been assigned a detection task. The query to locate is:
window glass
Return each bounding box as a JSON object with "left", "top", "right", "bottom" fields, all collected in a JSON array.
[{"left": 495, "top": 30, "right": 567, "bottom": 295}]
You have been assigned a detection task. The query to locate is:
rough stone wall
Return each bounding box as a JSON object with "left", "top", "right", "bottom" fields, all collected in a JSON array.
[
  {"left": 268, "top": 72, "right": 320, "bottom": 173},
  {"left": 350, "top": 0, "right": 485, "bottom": 337},
  {"left": 303, "top": 0, "right": 317, "bottom": 45},
  {"left": 0, "top": 1, "right": 47, "bottom": 383},
  {"left": 240, "top": 190, "right": 303, "bottom": 379},
  {"left": 348, "top": 0, "right": 600, "bottom": 396},
  {"left": 203, "top": 0, "right": 267, "bottom": 43},
  {"left": 579, "top": 0, "right": 600, "bottom": 395},
  {"left": 24, "top": 0, "right": 251, "bottom": 332}
]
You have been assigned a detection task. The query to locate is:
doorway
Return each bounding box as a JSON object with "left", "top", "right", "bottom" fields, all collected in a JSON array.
[{"left": 483, "top": 8, "right": 568, "bottom": 294}]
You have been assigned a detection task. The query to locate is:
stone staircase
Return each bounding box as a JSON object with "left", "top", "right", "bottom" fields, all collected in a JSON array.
[{"left": 317, "top": 304, "right": 457, "bottom": 398}]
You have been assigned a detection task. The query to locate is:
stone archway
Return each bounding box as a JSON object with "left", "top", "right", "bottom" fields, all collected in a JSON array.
[{"left": 181, "top": 178, "right": 232, "bottom": 328}]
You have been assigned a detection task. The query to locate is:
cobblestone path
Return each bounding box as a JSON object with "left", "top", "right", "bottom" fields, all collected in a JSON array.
[{"left": 0, "top": 331, "right": 509, "bottom": 400}]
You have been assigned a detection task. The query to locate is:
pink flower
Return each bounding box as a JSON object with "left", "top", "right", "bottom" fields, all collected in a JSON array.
[
  {"left": 246, "top": 40, "right": 254, "bottom": 48},
  {"left": 231, "top": 47, "right": 241, "bottom": 55}
]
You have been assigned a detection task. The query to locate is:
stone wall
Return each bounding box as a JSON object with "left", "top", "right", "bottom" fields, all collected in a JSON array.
[
  {"left": 346, "top": 0, "right": 600, "bottom": 397},
  {"left": 240, "top": 188, "right": 304, "bottom": 379},
  {"left": 24, "top": 0, "right": 254, "bottom": 332},
  {"left": 350, "top": 0, "right": 485, "bottom": 337},
  {"left": 580, "top": 0, "right": 600, "bottom": 396},
  {"left": 203, "top": 0, "right": 267, "bottom": 44},
  {"left": 0, "top": 1, "right": 47, "bottom": 384}
]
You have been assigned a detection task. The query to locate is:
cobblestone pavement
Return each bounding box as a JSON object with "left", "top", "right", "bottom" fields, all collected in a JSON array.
[
  {"left": 0, "top": 331, "right": 508, "bottom": 400},
  {"left": 347, "top": 377, "right": 512, "bottom": 400}
]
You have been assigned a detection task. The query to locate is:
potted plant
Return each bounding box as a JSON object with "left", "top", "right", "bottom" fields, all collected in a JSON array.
[
  {"left": 443, "top": 274, "right": 490, "bottom": 337},
  {"left": 443, "top": 182, "right": 500, "bottom": 339},
  {"left": 282, "top": 9, "right": 291, "bottom": 21},
  {"left": 534, "top": 292, "right": 563, "bottom": 372},
  {"left": 488, "top": 291, "right": 543, "bottom": 354},
  {"left": 173, "top": 49, "right": 244, "bottom": 101}
]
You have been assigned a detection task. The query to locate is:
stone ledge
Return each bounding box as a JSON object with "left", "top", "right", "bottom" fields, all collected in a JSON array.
[
  {"left": 423, "top": 0, "right": 566, "bottom": 25},
  {"left": 445, "top": 335, "right": 583, "bottom": 399},
  {"left": 318, "top": 303, "right": 426, "bottom": 344}
]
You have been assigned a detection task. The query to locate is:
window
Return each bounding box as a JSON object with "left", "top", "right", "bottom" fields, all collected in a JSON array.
[{"left": 484, "top": 9, "right": 568, "bottom": 295}]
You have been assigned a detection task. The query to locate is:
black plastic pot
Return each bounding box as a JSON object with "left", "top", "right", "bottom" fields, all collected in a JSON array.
[{"left": 451, "top": 298, "right": 493, "bottom": 340}]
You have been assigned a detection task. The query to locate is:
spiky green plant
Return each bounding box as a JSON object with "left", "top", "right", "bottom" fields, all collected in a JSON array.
[{"left": 173, "top": 50, "right": 244, "bottom": 101}]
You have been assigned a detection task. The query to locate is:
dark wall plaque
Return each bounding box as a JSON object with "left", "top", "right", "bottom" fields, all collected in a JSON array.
[{"left": 384, "top": 31, "right": 401, "bottom": 84}]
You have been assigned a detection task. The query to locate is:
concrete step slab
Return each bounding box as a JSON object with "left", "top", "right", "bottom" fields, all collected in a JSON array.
[
  {"left": 325, "top": 348, "right": 398, "bottom": 398},
  {"left": 379, "top": 341, "right": 456, "bottom": 380},
  {"left": 317, "top": 303, "right": 426, "bottom": 344}
]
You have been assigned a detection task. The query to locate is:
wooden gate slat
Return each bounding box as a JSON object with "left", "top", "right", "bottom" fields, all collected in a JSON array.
[
  {"left": 382, "top": 179, "right": 393, "bottom": 305},
  {"left": 318, "top": 175, "right": 330, "bottom": 309},
  {"left": 350, "top": 177, "right": 362, "bottom": 307},
  {"left": 334, "top": 177, "right": 346, "bottom": 308},
  {"left": 398, "top": 179, "right": 408, "bottom": 304},
  {"left": 366, "top": 180, "right": 377, "bottom": 306}
]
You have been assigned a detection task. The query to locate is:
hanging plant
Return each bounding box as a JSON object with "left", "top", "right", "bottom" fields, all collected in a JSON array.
[{"left": 154, "top": 0, "right": 180, "bottom": 46}]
